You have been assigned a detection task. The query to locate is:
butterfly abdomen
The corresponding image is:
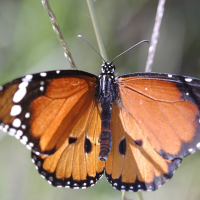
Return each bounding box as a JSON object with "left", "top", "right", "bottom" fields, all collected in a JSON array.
[{"left": 98, "top": 63, "right": 117, "bottom": 161}]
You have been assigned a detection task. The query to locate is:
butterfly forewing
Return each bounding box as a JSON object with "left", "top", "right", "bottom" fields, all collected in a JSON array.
[
  {"left": 116, "top": 72, "right": 200, "bottom": 160},
  {"left": 0, "top": 70, "right": 98, "bottom": 155}
]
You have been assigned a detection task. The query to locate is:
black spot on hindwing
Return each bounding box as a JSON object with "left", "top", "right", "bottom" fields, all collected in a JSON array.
[
  {"left": 119, "top": 138, "right": 126, "bottom": 155},
  {"left": 85, "top": 137, "right": 92, "bottom": 153}
]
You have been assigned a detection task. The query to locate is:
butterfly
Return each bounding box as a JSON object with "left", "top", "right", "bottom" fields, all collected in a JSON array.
[{"left": 1, "top": 61, "right": 200, "bottom": 192}]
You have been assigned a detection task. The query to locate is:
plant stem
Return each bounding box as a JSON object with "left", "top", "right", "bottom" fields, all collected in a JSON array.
[
  {"left": 86, "top": 0, "right": 108, "bottom": 62},
  {"left": 145, "top": 0, "right": 166, "bottom": 72},
  {"left": 41, "top": 0, "right": 77, "bottom": 70}
]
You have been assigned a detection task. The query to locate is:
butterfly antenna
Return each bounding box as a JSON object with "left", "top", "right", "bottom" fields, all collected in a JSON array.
[
  {"left": 78, "top": 35, "right": 106, "bottom": 63},
  {"left": 111, "top": 40, "right": 149, "bottom": 63}
]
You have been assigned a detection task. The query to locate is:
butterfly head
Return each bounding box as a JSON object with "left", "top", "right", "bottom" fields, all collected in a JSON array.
[{"left": 101, "top": 62, "right": 115, "bottom": 75}]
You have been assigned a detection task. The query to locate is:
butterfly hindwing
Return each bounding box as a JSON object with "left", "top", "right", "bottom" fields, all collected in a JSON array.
[
  {"left": 0, "top": 70, "right": 98, "bottom": 156},
  {"left": 105, "top": 101, "right": 181, "bottom": 191},
  {"left": 31, "top": 96, "right": 105, "bottom": 188}
]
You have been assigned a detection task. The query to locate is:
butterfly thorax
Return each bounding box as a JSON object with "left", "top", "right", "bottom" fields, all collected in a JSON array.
[
  {"left": 98, "top": 62, "right": 116, "bottom": 101},
  {"left": 98, "top": 62, "right": 117, "bottom": 161}
]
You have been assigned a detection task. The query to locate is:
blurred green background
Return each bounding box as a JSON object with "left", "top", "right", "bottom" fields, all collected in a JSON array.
[{"left": 0, "top": 0, "right": 200, "bottom": 200}]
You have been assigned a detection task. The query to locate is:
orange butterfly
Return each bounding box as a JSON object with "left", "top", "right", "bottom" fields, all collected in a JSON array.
[{"left": 0, "top": 62, "right": 200, "bottom": 191}]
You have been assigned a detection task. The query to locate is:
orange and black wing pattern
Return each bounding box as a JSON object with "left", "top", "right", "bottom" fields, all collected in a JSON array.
[
  {"left": 2, "top": 68, "right": 200, "bottom": 192},
  {"left": 0, "top": 70, "right": 105, "bottom": 188},
  {"left": 31, "top": 96, "right": 105, "bottom": 188},
  {"left": 105, "top": 72, "right": 200, "bottom": 191},
  {"left": 0, "top": 70, "right": 98, "bottom": 155}
]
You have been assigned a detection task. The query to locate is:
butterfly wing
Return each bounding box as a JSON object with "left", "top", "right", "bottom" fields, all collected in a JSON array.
[
  {"left": 117, "top": 72, "right": 200, "bottom": 160},
  {"left": 105, "top": 101, "right": 181, "bottom": 191},
  {"left": 105, "top": 72, "right": 200, "bottom": 191},
  {"left": 0, "top": 70, "right": 99, "bottom": 155},
  {"left": 31, "top": 98, "right": 105, "bottom": 188}
]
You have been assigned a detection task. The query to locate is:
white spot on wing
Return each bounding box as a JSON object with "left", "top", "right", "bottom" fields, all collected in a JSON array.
[
  {"left": 41, "top": 175, "right": 45, "bottom": 179},
  {"left": 8, "top": 128, "right": 16, "bottom": 136},
  {"left": 48, "top": 180, "right": 52, "bottom": 185},
  {"left": 10, "top": 105, "right": 22, "bottom": 116},
  {"left": 0, "top": 86, "right": 3, "bottom": 90},
  {"left": 56, "top": 70, "right": 60, "bottom": 74},
  {"left": 49, "top": 176, "right": 53, "bottom": 182},
  {"left": 26, "top": 144, "right": 32, "bottom": 150},
  {"left": 40, "top": 86, "right": 44, "bottom": 91},
  {"left": 21, "top": 125, "right": 26, "bottom": 129},
  {"left": 20, "top": 135, "right": 28, "bottom": 145},
  {"left": 197, "top": 142, "right": 200, "bottom": 148},
  {"left": 2, "top": 125, "right": 9, "bottom": 132},
  {"left": 37, "top": 161, "right": 42, "bottom": 167},
  {"left": 25, "top": 112, "right": 30, "bottom": 118},
  {"left": 168, "top": 74, "right": 172, "bottom": 78},
  {"left": 185, "top": 78, "right": 192, "bottom": 82},
  {"left": 15, "top": 130, "right": 23, "bottom": 139},
  {"left": 22, "top": 75, "right": 33, "bottom": 82},
  {"left": 29, "top": 142, "right": 34, "bottom": 147},
  {"left": 19, "top": 82, "right": 28, "bottom": 89},
  {"left": 13, "top": 88, "right": 27, "bottom": 103},
  {"left": 40, "top": 72, "right": 47, "bottom": 77},
  {"left": 12, "top": 118, "right": 21, "bottom": 128},
  {"left": 188, "top": 148, "right": 193, "bottom": 152}
]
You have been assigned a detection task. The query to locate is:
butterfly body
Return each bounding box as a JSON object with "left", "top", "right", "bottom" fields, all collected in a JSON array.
[
  {"left": 1, "top": 67, "right": 200, "bottom": 191},
  {"left": 98, "top": 62, "right": 117, "bottom": 161}
]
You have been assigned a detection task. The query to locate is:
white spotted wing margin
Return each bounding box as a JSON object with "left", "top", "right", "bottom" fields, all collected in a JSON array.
[
  {"left": 105, "top": 158, "right": 181, "bottom": 192},
  {"left": 31, "top": 152, "right": 104, "bottom": 189}
]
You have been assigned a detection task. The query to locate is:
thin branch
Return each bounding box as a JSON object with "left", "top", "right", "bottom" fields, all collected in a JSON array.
[
  {"left": 41, "top": 0, "right": 77, "bottom": 70},
  {"left": 145, "top": 0, "right": 166, "bottom": 72},
  {"left": 86, "top": 0, "right": 108, "bottom": 62},
  {"left": 137, "top": 192, "right": 144, "bottom": 200},
  {"left": 122, "top": 191, "right": 126, "bottom": 200}
]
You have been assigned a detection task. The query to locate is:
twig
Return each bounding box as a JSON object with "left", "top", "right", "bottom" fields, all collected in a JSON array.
[
  {"left": 86, "top": 0, "right": 108, "bottom": 62},
  {"left": 137, "top": 192, "right": 144, "bottom": 200},
  {"left": 41, "top": 0, "right": 77, "bottom": 70},
  {"left": 145, "top": 0, "right": 166, "bottom": 72}
]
